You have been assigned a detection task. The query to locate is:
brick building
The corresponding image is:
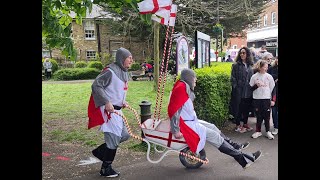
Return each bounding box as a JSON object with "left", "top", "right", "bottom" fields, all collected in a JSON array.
[
  {"left": 247, "top": 0, "right": 278, "bottom": 56},
  {"left": 226, "top": 0, "right": 278, "bottom": 57},
  {"left": 42, "top": 4, "right": 153, "bottom": 63}
]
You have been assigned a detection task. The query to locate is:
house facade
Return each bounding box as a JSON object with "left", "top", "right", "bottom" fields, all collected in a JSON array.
[
  {"left": 42, "top": 4, "right": 153, "bottom": 63},
  {"left": 246, "top": 0, "right": 278, "bottom": 56},
  {"left": 226, "top": 0, "right": 278, "bottom": 57}
]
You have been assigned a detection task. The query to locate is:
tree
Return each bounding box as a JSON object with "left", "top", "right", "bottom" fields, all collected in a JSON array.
[{"left": 42, "top": 0, "right": 93, "bottom": 60}]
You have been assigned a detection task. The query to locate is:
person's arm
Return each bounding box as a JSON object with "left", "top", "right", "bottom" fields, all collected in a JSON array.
[
  {"left": 91, "top": 70, "right": 113, "bottom": 109},
  {"left": 231, "top": 64, "right": 237, "bottom": 89},
  {"left": 170, "top": 108, "right": 182, "bottom": 136},
  {"left": 249, "top": 75, "right": 259, "bottom": 91}
]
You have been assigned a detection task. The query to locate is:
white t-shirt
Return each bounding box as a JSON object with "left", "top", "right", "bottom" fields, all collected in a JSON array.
[{"left": 249, "top": 72, "right": 275, "bottom": 99}]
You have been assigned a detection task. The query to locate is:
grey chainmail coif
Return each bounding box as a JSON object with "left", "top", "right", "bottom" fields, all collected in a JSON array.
[{"left": 180, "top": 68, "right": 196, "bottom": 91}]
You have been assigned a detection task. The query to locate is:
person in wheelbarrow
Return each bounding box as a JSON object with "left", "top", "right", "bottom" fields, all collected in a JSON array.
[
  {"left": 168, "top": 68, "right": 262, "bottom": 169},
  {"left": 87, "top": 47, "right": 133, "bottom": 177}
]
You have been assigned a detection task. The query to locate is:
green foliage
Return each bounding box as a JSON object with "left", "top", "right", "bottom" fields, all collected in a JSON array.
[
  {"left": 219, "top": 52, "right": 226, "bottom": 58},
  {"left": 193, "top": 63, "right": 233, "bottom": 128},
  {"left": 129, "top": 62, "right": 141, "bottom": 71},
  {"left": 53, "top": 68, "right": 100, "bottom": 80},
  {"left": 100, "top": 52, "right": 113, "bottom": 67},
  {"left": 49, "top": 59, "right": 59, "bottom": 73},
  {"left": 75, "top": 61, "right": 88, "bottom": 68},
  {"left": 42, "top": 0, "right": 93, "bottom": 60},
  {"left": 87, "top": 61, "right": 104, "bottom": 70}
]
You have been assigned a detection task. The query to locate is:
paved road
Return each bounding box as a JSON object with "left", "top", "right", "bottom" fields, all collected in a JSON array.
[{"left": 70, "top": 117, "right": 278, "bottom": 180}]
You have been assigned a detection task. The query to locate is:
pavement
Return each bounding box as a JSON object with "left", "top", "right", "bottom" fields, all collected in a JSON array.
[{"left": 42, "top": 117, "right": 278, "bottom": 180}]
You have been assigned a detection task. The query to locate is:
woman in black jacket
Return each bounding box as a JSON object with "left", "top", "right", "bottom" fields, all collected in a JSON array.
[{"left": 230, "top": 47, "right": 254, "bottom": 133}]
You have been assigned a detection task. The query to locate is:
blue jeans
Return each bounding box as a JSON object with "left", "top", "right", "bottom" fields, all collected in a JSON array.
[{"left": 272, "top": 106, "right": 278, "bottom": 129}]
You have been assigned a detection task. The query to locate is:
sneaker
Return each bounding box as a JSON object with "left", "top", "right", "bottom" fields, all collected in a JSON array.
[
  {"left": 266, "top": 131, "right": 274, "bottom": 140},
  {"left": 272, "top": 128, "right": 278, "bottom": 135},
  {"left": 243, "top": 162, "right": 252, "bottom": 169},
  {"left": 253, "top": 150, "right": 262, "bottom": 162},
  {"left": 100, "top": 165, "right": 120, "bottom": 178},
  {"left": 240, "top": 142, "right": 250, "bottom": 150},
  {"left": 243, "top": 124, "right": 253, "bottom": 131},
  {"left": 251, "top": 132, "right": 262, "bottom": 139}
]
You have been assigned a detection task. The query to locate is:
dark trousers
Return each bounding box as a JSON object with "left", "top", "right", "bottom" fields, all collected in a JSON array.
[
  {"left": 45, "top": 69, "right": 51, "bottom": 79},
  {"left": 254, "top": 99, "right": 271, "bottom": 132},
  {"left": 235, "top": 98, "right": 252, "bottom": 126},
  {"left": 272, "top": 105, "right": 278, "bottom": 129}
]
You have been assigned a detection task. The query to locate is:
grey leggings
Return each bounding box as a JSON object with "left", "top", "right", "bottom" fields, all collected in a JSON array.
[
  {"left": 198, "top": 120, "right": 224, "bottom": 148},
  {"left": 104, "top": 124, "right": 130, "bottom": 149}
]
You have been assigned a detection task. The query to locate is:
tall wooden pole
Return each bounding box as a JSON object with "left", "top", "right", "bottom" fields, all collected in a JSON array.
[{"left": 153, "top": 21, "right": 160, "bottom": 91}]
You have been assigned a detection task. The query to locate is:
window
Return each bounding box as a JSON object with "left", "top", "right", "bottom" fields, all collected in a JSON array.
[
  {"left": 272, "top": 0, "right": 276, "bottom": 2},
  {"left": 271, "top": 12, "right": 276, "bottom": 24},
  {"left": 257, "top": 17, "right": 261, "bottom": 28},
  {"left": 264, "top": 15, "right": 268, "bottom": 26},
  {"left": 86, "top": 50, "right": 96, "bottom": 59},
  {"left": 84, "top": 20, "right": 95, "bottom": 40}
]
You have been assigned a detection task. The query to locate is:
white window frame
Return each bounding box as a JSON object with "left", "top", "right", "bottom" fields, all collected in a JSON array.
[
  {"left": 86, "top": 50, "right": 96, "bottom": 59},
  {"left": 271, "top": 12, "right": 276, "bottom": 24},
  {"left": 272, "top": 0, "right": 276, "bottom": 3},
  {"left": 257, "top": 16, "right": 261, "bottom": 28},
  {"left": 264, "top": 15, "right": 268, "bottom": 26},
  {"left": 84, "top": 20, "right": 95, "bottom": 40}
]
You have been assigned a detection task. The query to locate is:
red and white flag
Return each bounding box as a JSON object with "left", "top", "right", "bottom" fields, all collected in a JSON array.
[
  {"left": 151, "top": 4, "right": 177, "bottom": 26},
  {"left": 138, "top": 0, "right": 172, "bottom": 14}
]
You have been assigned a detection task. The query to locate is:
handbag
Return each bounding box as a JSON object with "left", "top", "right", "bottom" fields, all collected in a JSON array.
[{"left": 47, "top": 68, "right": 52, "bottom": 72}]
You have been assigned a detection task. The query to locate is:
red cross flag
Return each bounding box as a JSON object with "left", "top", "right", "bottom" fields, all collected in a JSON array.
[
  {"left": 137, "top": 0, "right": 172, "bottom": 14},
  {"left": 151, "top": 4, "right": 177, "bottom": 26}
]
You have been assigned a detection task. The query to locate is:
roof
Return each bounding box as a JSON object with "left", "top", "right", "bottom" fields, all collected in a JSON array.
[{"left": 70, "top": 4, "right": 114, "bottom": 19}]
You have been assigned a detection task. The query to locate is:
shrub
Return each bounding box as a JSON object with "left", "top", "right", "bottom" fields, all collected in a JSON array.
[
  {"left": 192, "top": 63, "right": 232, "bottom": 128},
  {"left": 87, "top": 61, "right": 104, "bottom": 70},
  {"left": 53, "top": 68, "right": 100, "bottom": 80},
  {"left": 75, "top": 61, "right": 88, "bottom": 68},
  {"left": 129, "top": 62, "right": 141, "bottom": 71}
]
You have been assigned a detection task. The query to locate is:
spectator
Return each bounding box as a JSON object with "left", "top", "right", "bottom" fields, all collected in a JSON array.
[
  {"left": 43, "top": 58, "right": 53, "bottom": 80},
  {"left": 226, "top": 55, "right": 233, "bottom": 62},
  {"left": 230, "top": 47, "right": 254, "bottom": 133},
  {"left": 250, "top": 60, "right": 275, "bottom": 140}
]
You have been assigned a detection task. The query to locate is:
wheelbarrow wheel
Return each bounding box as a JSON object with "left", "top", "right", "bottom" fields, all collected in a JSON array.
[{"left": 179, "top": 147, "right": 206, "bottom": 169}]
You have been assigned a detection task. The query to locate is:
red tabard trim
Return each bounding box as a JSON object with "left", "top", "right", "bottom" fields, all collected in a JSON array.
[{"left": 167, "top": 81, "right": 200, "bottom": 153}]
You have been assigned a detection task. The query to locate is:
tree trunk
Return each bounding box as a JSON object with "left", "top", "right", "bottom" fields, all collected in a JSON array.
[{"left": 153, "top": 22, "right": 159, "bottom": 91}]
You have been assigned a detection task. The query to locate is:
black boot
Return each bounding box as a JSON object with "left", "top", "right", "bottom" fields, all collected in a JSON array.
[
  {"left": 220, "top": 133, "right": 249, "bottom": 150},
  {"left": 218, "top": 140, "right": 255, "bottom": 169},
  {"left": 100, "top": 161, "right": 119, "bottom": 178},
  {"left": 95, "top": 144, "right": 119, "bottom": 177}
]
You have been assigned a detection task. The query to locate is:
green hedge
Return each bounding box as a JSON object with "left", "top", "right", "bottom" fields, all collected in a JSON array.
[
  {"left": 53, "top": 68, "right": 100, "bottom": 80},
  {"left": 129, "top": 62, "right": 141, "bottom": 71},
  {"left": 87, "top": 61, "right": 104, "bottom": 70},
  {"left": 75, "top": 61, "right": 88, "bottom": 68},
  {"left": 193, "top": 63, "right": 232, "bottom": 128}
]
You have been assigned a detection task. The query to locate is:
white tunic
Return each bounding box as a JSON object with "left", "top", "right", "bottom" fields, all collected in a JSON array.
[
  {"left": 181, "top": 98, "right": 207, "bottom": 154},
  {"left": 100, "top": 69, "right": 128, "bottom": 136}
]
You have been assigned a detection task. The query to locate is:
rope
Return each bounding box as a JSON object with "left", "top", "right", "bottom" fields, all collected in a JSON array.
[
  {"left": 153, "top": 25, "right": 171, "bottom": 127},
  {"left": 157, "top": 27, "right": 175, "bottom": 121},
  {"left": 113, "top": 105, "right": 209, "bottom": 164}
]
